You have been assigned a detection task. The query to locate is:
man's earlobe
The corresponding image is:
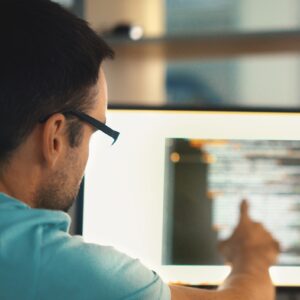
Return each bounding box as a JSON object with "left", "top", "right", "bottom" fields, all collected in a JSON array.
[{"left": 41, "top": 114, "right": 67, "bottom": 168}]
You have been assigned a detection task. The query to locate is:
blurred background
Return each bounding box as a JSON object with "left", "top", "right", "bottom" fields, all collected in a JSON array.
[
  {"left": 55, "top": 0, "right": 300, "bottom": 109},
  {"left": 54, "top": 1, "right": 300, "bottom": 298}
]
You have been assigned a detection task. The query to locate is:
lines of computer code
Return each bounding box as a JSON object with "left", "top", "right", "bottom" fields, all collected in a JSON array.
[{"left": 163, "top": 138, "right": 300, "bottom": 265}]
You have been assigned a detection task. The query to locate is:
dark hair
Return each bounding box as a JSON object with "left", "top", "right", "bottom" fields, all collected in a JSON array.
[{"left": 0, "top": 0, "right": 114, "bottom": 164}]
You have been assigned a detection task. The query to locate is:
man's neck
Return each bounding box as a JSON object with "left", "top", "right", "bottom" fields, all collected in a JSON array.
[{"left": 0, "top": 159, "right": 40, "bottom": 208}]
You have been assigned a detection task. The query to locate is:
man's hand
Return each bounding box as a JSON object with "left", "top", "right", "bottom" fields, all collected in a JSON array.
[
  {"left": 170, "top": 200, "right": 280, "bottom": 300},
  {"left": 219, "top": 199, "right": 280, "bottom": 270}
]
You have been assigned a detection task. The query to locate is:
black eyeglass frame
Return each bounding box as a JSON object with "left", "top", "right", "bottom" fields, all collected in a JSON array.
[{"left": 39, "top": 110, "right": 120, "bottom": 145}]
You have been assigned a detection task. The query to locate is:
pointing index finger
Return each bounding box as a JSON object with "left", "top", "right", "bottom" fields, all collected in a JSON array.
[{"left": 239, "top": 199, "right": 250, "bottom": 225}]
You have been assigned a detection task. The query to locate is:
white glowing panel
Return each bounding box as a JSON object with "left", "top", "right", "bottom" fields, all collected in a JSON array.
[{"left": 83, "top": 110, "right": 300, "bottom": 287}]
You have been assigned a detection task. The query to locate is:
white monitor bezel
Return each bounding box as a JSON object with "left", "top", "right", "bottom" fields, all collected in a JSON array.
[{"left": 82, "top": 109, "right": 300, "bottom": 287}]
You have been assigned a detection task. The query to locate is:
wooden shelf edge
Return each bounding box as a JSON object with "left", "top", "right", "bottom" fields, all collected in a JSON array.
[{"left": 104, "top": 29, "right": 300, "bottom": 59}]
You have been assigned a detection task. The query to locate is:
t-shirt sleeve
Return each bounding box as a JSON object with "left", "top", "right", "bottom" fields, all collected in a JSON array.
[{"left": 37, "top": 234, "right": 171, "bottom": 300}]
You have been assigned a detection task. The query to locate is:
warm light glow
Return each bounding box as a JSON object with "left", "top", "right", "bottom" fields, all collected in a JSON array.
[
  {"left": 201, "top": 152, "right": 216, "bottom": 164},
  {"left": 190, "top": 140, "right": 228, "bottom": 148},
  {"left": 170, "top": 152, "right": 180, "bottom": 163}
]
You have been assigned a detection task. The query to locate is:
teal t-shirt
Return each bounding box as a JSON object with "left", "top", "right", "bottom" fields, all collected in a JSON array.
[{"left": 0, "top": 193, "right": 170, "bottom": 300}]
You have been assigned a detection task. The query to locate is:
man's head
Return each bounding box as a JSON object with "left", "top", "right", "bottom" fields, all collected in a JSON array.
[{"left": 0, "top": 0, "right": 114, "bottom": 211}]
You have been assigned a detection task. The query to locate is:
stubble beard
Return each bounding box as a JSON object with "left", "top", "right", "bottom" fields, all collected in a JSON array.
[{"left": 35, "top": 162, "right": 82, "bottom": 213}]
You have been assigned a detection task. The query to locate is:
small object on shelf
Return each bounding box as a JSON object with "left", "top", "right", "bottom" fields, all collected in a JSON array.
[{"left": 102, "top": 23, "right": 144, "bottom": 40}]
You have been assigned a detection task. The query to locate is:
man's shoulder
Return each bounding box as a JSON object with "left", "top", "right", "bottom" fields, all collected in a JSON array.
[
  {"left": 40, "top": 230, "right": 132, "bottom": 277},
  {"left": 0, "top": 195, "right": 170, "bottom": 300},
  {"left": 38, "top": 230, "right": 170, "bottom": 300}
]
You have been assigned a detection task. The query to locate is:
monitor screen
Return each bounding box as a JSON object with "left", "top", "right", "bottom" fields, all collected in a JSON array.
[{"left": 83, "top": 109, "right": 300, "bottom": 287}]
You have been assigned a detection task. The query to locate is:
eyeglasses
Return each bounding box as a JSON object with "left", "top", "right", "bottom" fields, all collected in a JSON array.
[{"left": 39, "top": 110, "right": 120, "bottom": 145}]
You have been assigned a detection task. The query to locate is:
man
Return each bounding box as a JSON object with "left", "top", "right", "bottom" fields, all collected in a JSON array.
[{"left": 0, "top": 0, "right": 279, "bottom": 299}]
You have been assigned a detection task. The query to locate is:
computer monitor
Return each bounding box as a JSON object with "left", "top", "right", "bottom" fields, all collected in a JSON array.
[{"left": 82, "top": 108, "right": 300, "bottom": 287}]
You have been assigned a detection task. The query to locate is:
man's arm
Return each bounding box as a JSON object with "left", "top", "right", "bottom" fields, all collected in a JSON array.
[{"left": 169, "top": 200, "right": 280, "bottom": 300}]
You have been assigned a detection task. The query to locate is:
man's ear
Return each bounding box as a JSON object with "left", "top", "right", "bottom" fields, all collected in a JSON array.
[{"left": 41, "top": 113, "right": 68, "bottom": 168}]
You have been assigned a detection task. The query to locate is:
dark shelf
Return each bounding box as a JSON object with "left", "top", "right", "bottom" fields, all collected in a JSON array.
[
  {"left": 108, "top": 103, "right": 300, "bottom": 113},
  {"left": 104, "top": 29, "right": 300, "bottom": 59}
]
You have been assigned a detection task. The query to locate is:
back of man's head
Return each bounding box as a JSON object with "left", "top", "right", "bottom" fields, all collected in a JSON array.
[{"left": 0, "top": 0, "right": 114, "bottom": 167}]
